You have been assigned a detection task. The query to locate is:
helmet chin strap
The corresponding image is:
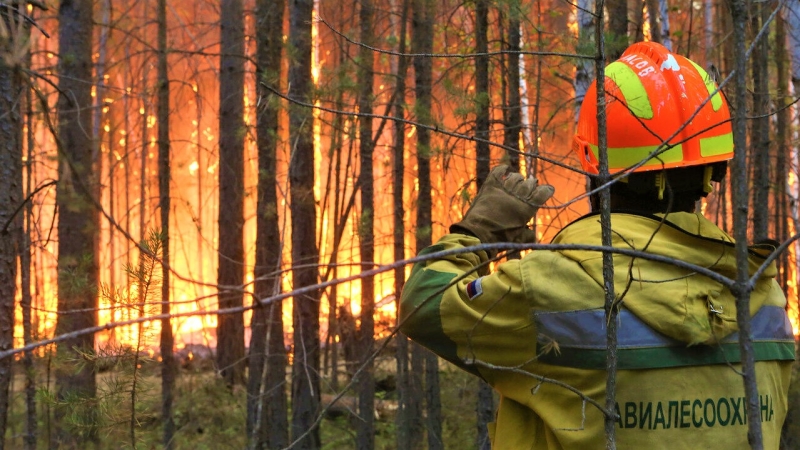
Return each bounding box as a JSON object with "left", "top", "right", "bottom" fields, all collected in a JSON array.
[
  {"left": 702, "top": 166, "right": 714, "bottom": 194},
  {"left": 655, "top": 173, "right": 666, "bottom": 200}
]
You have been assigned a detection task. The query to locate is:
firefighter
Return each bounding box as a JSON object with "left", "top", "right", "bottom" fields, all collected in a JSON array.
[{"left": 399, "top": 41, "right": 794, "bottom": 449}]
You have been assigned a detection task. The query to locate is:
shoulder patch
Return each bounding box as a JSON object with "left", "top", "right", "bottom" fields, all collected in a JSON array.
[{"left": 466, "top": 277, "right": 484, "bottom": 301}]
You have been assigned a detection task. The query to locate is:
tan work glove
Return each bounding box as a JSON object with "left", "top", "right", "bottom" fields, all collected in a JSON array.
[{"left": 451, "top": 165, "right": 554, "bottom": 250}]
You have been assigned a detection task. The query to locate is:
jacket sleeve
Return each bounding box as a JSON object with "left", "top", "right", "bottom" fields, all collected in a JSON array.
[{"left": 398, "top": 233, "right": 539, "bottom": 381}]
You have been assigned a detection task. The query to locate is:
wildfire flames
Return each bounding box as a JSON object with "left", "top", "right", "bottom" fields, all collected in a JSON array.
[{"left": 12, "top": 0, "right": 800, "bottom": 358}]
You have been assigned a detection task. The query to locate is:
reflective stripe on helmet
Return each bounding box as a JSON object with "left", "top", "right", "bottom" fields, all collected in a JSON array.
[
  {"left": 588, "top": 142, "right": 683, "bottom": 170},
  {"left": 606, "top": 61, "right": 654, "bottom": 120},
  {"left": 700, "top": 132, "right": 734, "bottom": 157},
  {"left": 687, "top": 60, "right": 723, "bottom": 112}
]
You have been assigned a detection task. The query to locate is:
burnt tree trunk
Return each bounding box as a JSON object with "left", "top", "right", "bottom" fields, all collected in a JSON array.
[
  {"left": 289, "top": 0, "right": 322, "bottom": 446},
  {"left": 217, "top": 0, "right": 246, "bottom": 388},
  {"left": 54, "top": 0, "right": 98, "bottom": 445},
  {"left": 248, "top": 0, "right": 289, "bottom": 447}
]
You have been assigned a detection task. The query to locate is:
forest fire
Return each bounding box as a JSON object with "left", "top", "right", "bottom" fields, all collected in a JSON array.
[
  {"left": 1, "top": 0, "right": 799, "bottom": 448},
  {"left": 10, "top": 0, "right": 799, "bottom": 359},
  {"left": 12, "top": 0, "right": 424, "bottom": 355}
]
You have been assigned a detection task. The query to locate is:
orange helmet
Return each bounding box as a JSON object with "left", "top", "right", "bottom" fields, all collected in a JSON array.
[{"left": 573, "top": 42, "right": 733, "bottom": 175}]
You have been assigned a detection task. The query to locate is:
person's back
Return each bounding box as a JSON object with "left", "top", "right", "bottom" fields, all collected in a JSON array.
[{"left": 398, "top": 42, "right": 794, "bottom": 449}]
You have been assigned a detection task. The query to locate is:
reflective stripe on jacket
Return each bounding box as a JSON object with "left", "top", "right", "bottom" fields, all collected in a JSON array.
[{"left": 399, "top": 211, "right": 794, "bottom": 449}]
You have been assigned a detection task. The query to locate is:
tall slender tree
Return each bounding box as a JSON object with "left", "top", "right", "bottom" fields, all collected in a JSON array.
[
  {"left": 356, "top": 0, "right": 376, "bottom": 447},
  {"left": 504, "top": 2, "right": 521, "bottom": 171},
  {"left": 646, "top": 0, "right": 661, "bottom": 45},
  {"left": 730, "top": 0, "right": 766, "bottom": 445},
  {"left": 473, "top": 2, "right": 493, "bottom": 448},
  {"left": 780, "top": 3, "right": 800, "bottom": 445},
  {"left": 289, "top": 0, "right": 322, "bottom": 446},
  {"left": 248, "top": 0, "right": 289, "bottom": 447},
  {"left": 22, "top": 16, "right": 37, "bottom": 449},
  {"left": 751, "top": 3, "right": 770, "bottom": 242},
  {"left": 217, "top": 0, "right": 246, "bottom": 388},
  {"left": 0, "top": 3, "right": 25, "bottom": 445},
  {"left": 574, "top": 0, "right": 595, "bottom": 122},
  {"left": 412, "top": 0, "right": 443, "bottom": 447},
  {"left": 54, "top": 0, "right": 98, "bottom": 445},
  {"left": 786, "top": 2, "right": 800, "bottom": 97},
  {"left": 156, "top": 0, "right": 176, "bottom": 446},
  {"left": 657, "top": 0, "right": 672, "bottom": 49},
  {"left": 606, "top": 0, "right": 628, "bottom": 58},
  {"left": 391, "top": 0, "right": 415, "bottom": 447},
  {"left": 775, "top": 0, "right": 789, "bottom": 289},
  {"left": 475, "top": 0, "right": 490, "bottom": 187}
]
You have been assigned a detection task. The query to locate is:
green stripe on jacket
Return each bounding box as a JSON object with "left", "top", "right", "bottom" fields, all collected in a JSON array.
[{"left": 400, "top": 244, "right": 480, "bottom": 377}]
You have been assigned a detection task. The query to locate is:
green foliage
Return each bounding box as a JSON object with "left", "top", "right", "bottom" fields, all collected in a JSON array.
[
  {"left": 6, "top": 351, "right": 489, "bottom": 448},
  {"left": 58, "top": 253, "right": 97, "bottom": 298},
  {"left": 38, "top": 230, "right": 166, "bottom": 447}
]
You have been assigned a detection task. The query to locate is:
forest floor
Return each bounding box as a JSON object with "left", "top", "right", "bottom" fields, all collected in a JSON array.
[
  {"left": 3, "top": 354, "right": 481, "bottom": 449},
  {"left": 4, "top": 351, "right": 799, "bottom": 449}
]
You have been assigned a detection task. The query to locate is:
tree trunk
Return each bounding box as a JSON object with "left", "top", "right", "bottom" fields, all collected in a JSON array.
[
  {"left": 575, "top": 0, "right": 595, "bottom": 122},
  {"left": 95, "top": 0, "right": 113, "bottom": 292},
  {"left": 289, "top": 0, "right": 322, "bottom": 446},
  {"left": 751, "top": 3, "right": 770, "bottom": 242},
  {"left": 248, "top": 0, "right": 288, "bottom": 447},
  {"left": 645, "top": 0, "right": 660, "bottom": 44},
  {"left": 775, "top": 3, "right": 789, "bottom": 294},
  {"left": 22, "top": 25, "right": 37, "bottom": 450},
  {"left": 216, "top": 0, "right": 246, "bottom": 388},
  {"left": 0, "top": 4, "right": 24, "bottom": 446},
  {"left": 631, "top": 0, "right": 644, "bottom": 43},
  {"left": 391, "top": 0, "right": 414, "bottom": 446},
  {"left": 785, "top": 0, "right": 800, "bottom": 97},
  {"left": 473, "top": 3, "right": 493, "bottom": 448},
  {"left": 54, "top": 0, "right": 98, "bottom": 445},
  {"left": 356, "top": 0, "right": 376, "bottom": 448},
  {"left": 476, "top": 380, "right": 493, "bottom": 450},
  {"left": 780, "top": 3, "right": 800, "bottom": 447},
  {"left": 704, "top": 0, "right": 713, "bottom": 65},
  {"left": 475, "top": 0, "right": 490, "bottom": 187},
  {"left": 412, "top": 0, "right": 443, "bottom": 447},
  {"left": 606, "top": 0, "right": 628, "bottom": 59},
  {"left": 730, "top": 0, "right": 765, "bottom": 446},
  {"left": 156, "top": 0, "right": 176, "bottom": 447},
  {"left": 504, "top": 4, "right": 522, "bottom": 171},
  {"left": 657, "top": 0, "right": 672, "bottom": 50}
]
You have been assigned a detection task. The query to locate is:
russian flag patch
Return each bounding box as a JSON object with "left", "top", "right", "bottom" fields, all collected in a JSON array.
[{"left": 466, "top": 277, "right": 484, "bottom": 301}]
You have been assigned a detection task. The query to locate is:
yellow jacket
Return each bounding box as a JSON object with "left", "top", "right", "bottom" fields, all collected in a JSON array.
[{"left": 399, "top": 212, "right": 794, "bottom": 449}]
